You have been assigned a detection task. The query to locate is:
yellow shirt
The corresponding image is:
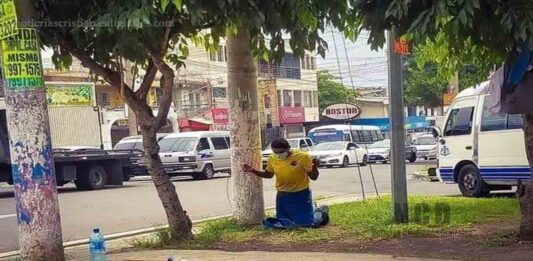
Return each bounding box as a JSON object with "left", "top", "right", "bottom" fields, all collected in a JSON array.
[{"left": 266, "top": 150, "right": 313, "bottom": 192}]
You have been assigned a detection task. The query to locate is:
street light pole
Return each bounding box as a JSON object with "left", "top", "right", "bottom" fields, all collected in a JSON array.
[
  {"left": 387, "top": 28, "right": 409, "bottom": 223},
  {"left": 0, "top": 0, "right": 64, "bottom": 259}
]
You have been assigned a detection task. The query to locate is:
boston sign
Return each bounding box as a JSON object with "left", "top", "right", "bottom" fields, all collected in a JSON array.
[{"left": 322, "top": 103, "right": 362, "bottom": 120}]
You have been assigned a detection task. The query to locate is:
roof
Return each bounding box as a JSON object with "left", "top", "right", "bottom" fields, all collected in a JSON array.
[
  {"left": 309, "top": 124, "right": 382, "bottom": 132},
  {"left": 163, "top": 131, "right": 230, "bottom": 139}
]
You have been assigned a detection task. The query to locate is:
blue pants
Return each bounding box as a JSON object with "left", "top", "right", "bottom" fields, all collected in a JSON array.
[{"left": 276, "top": 188, "right": 314, "bottom": 227}]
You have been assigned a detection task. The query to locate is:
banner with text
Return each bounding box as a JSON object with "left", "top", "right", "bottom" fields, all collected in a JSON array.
[{"left": 1, "top": 28, "right": 43, "bottom": 90}]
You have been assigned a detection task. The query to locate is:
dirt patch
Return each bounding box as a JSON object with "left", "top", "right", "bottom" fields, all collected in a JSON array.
[{"left": 209, "top": 219, "right": 533, "bottom": 261}]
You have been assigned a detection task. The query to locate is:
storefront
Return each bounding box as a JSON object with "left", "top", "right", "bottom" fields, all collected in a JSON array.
[{"left": 279, "top": 107, "right": 305, "bottom": 138}]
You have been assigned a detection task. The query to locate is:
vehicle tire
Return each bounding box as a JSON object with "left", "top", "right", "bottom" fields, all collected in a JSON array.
[
  {"left": 123, "top": 173, "right": 131, "bottom": 182},
  {"left": 197, "top": 164, "right": 215, "bottom": 180},
  {"left": 75, "top": 165, "right": 107, "bottom": 190},
  {"left": 457, "top": 164, "right": 490, "bottom": 197},
  {"left": 360, "top": 155, "right": 368, "bottom": 166},
  {"left": 382, "top": 160, "right": 388, "bottom": 164},
  {"left": 341, "top": 156, "right": 349, "bottom": 168},
  {"left": 408, "top": 153, "right": 417, "bottom": 163},
  {"left": 424, "top": 157, "right": 429, "bottom": 161}
]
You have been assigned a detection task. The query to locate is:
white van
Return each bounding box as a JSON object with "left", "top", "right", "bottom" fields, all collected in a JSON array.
[
  {"left": 434, "top": 82, "right": 527, "bottom": 197},
  {"left": 158, "top": 131, "right": 231, "bottom": 180},
  {"left": 308, "top": 125, "right": 384, "bottom": 145},
  {"left": 114, "top": 133, "right": 169, "bottom": 151}
]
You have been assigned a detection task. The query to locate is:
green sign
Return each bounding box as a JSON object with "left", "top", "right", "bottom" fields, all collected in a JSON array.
[
  {"left": 46, "top": 84, "right": 94, "bottom": 106},
  {"left": 0, "top": 0, "right": 17, "bottom": 40},
  {"left": 1, "top": 28, "right": 43, "bottom": 90}
]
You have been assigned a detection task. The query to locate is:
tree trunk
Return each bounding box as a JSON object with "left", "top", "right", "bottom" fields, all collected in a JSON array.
[
  {"left": 518, "top": 112, "right": 533, "bottom": 241},
  {"left": 140, "top": 124, "right": 192, "bottom": 238},
  {"left": 2, "top": 0, "right": 65, "bottom": 259},
  {"left": 227, "top": 27, "right": 265, "bottom": 224}
]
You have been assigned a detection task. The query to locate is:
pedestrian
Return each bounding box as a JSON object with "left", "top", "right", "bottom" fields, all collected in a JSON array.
[{"left": 243, "top": 138, "right": 327, "bottom": 228}]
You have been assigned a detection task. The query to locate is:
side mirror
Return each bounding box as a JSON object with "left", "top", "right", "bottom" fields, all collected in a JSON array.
[{"left": 431, "top": 126, "right": 442, "bottom": 139}]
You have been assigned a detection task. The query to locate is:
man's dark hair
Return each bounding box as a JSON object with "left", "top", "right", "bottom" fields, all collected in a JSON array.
[{"left": 270, "top": 138, "right": 290, "bottom": 149}]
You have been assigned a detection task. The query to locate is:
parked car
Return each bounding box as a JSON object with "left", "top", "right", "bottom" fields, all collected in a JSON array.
[
  {"left": 309, "top": 141, "right": 368, "bottom": 168},
  {"left": 367, "top": 139, "right": 417, "bottom": 163},
  {"left": 413, "top": 135, "right": 438, "bottom": 160},
  {"left": 262, "top": 137, "right": 314, "bottom": 166},
  {"left": 53, "top": 146, "right": 102, "bottom": 153},
  {"left": 158, "top": 131, "right": 231, "bottom": 180},
  {"left": 113, "top": 133, "right": 170, "bottom": 151},
  {"left": 113, "top": 134, "right": 170, "bottom": 178}
]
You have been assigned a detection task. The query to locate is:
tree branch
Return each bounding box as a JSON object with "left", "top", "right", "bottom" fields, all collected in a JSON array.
[
  {"left": 151, "top": 53, "right": 175, "bottom": 128},
  {"left": 135, "top": 61, "right": 157, "bottom": 101},
  {"left": 55, "top": 33, "right": 148, "bottom": 114}
]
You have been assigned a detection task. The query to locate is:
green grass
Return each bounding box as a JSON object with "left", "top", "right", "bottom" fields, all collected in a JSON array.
[{"left": 131, "top": 195, "right": 520, "bottom": 249}]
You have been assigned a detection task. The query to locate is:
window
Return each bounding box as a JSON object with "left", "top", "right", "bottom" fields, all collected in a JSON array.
[
  {"left": 97, "top": 92, "right": 110, "bottom": 107},
  {"left": 277, "top": 90, "right": 282, "bottom": 107},
  {"left": 210, "top": 46, "right": 227, "bottom": 62},
  {"left": 370, "top": 131, "right": 379, "bottom": 141},
  {"left": 304, "top": 91, "right": 313, "bottom": 107},
  {"left": 225, "top": 137, "right": 231, "bottom": 147},
  {"left": 212, "top": 87, "right": 227, "bottom": 98},
  {"left": 305, "top": 139, "right": 313, "bottom": 147},
  {"left": 507, "top": 114, "right": 524, "bottom": 130},
  {"left": 211, "top": 137, "right": 229, "bottom": 150},
  {"left": 258, "top": 53, "right": 301, "bottom": 79},
  {"left": 362, "top": 130, "right": 372, "bottom": 142},
  {"left": 444, "top": 107, "right": 474, "bottom": 136},
  {"left": 264, "top": 95, "right": 270, "bottom": 108},
  {"left": 283, "top": 90, "right": 293, "bottom": 107},
  {"left": 347, "top": 143, "right": 358, "bottom": 149},
  {"left": 299, "top": 139, "right": 308, "bottom": 148},
  {"left": 155, "top": 88, "right": 163, "bottom": 106},
  {"left": 305, "top": 56, "right": 311, "bottom": 70},
  {"left": 293, "top": 90, "right": 302, "bottom": 107},
  {"left": 310, "top": 57, "right": 316, "bottom": 70},
  {"left": 481, "top": 111, "right": 506, "bottom": 132},
  {"left": 209, "top": 52, "right": 217, "bottom": 62},
  {"left": 312, "top": 91, "right": 319, "bottom": 107},
  {"left": 266, "top": 114, "right": 272, "bottom": 125},
  {"left": 197, "top": 138, "right": 211, "bottom": 151},
  {"left": 344, "top": 133, "right": 351, "bottom": 141}
]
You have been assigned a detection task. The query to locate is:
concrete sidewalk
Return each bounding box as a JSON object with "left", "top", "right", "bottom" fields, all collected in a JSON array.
[{"left": 72, "top": 249, "right": 455, "bottom": 261}]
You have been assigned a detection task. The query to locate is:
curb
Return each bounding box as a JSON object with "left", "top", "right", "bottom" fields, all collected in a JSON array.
[{"left": 0, "top": 193, "right": 360, "bottom": 259}]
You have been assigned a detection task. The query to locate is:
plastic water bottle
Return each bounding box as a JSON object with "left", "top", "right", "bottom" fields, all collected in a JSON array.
[{"left": 89, "top": 228, "right": 106, "bottom": 261}]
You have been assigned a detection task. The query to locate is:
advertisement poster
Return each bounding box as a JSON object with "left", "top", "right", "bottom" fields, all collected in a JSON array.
[
  {"left": 46, "top": 84, "right": 94, "bottom": 106},
  {"left": 1, "top": 28, "right": 42, "bottom": 89}
]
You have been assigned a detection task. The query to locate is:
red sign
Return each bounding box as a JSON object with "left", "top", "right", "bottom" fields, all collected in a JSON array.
[
  {"left": 279, "top": 107, "right": 305, "bottom": 124},
  {"left": 211, "top": 108, "right": 229, "bottom": 124},
  {"left": 394, "top": 39, "right": 410, "bottom": 55}
]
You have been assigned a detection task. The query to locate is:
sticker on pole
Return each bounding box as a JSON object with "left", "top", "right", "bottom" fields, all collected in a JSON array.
[
  {"left": 1, "top": 28, "right": 44, "bottom": 90},
  {"left": 0, "top": 0, "right": 18, "bottom": 40}
]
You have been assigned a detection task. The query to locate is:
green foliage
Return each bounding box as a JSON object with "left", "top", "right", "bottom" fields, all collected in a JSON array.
[
  {"left": 353, "top": 0, "right": 531, "bottom": 79},
  {"left": 318, "top": 71, "right": 358, "bottom": 112}
]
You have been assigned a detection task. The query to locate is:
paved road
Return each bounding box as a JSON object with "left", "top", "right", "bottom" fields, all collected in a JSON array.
[{"left": 0, "top": 161, "right": 459, "bottom": 253}]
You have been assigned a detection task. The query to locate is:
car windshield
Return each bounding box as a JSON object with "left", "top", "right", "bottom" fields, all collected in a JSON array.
[
  {"left": 53, "top": 148, "right": 71, "bottom": 152},
  {"left": 266, "top": 139, "right": 299, "bottom": 150},
  {"left": 312, "top": 142, "right": 346, "bottom": 151},
  {"left": 415, "top": 137, "right": 436, "bottom": 145},
  {"left": 369, "top": 140, "right": 390, "bottom": 148},
  {"left": 159, "top": 137, "right": 197, "bottom": 152},
  {"left": 114, "top": 142, "right": 136, "bottom": 150}
]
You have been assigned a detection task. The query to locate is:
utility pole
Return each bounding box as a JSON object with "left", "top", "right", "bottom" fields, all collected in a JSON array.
[
  {"left": 387, "top": 28, "right": 408, "bottom": 223},
  {"left": 0, "top": 0, "right": 64, "bottom": 259}
]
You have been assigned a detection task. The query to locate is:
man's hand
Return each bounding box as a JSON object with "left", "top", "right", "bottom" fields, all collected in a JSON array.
[
  {"left": 242, "top": 164, "right": 255, "bottom": 173},
  {"left": 242, "top": 163, "right": 274, "bottom": 179}
]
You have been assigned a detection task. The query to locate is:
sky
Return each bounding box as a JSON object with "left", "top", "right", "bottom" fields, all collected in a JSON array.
[{"left": 318, "top": 30, "right": 389, "bottom": 88}]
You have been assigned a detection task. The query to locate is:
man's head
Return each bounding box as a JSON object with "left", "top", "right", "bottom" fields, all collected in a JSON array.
[{"left": 270, "top": 138, "right": 290, "bottom": 159}]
